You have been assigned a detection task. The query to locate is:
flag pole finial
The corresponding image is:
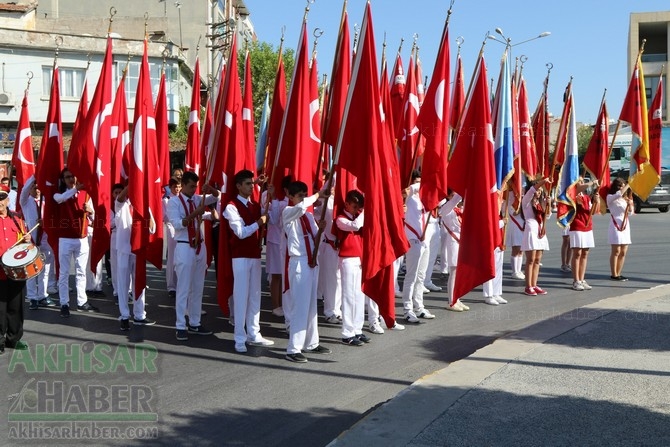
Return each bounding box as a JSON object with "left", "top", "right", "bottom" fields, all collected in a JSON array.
[
  {"left": 24, "top": 71, "right": 33, "bottom": 95},
  {"left": 53, "top": 35, "right": 62, "bottom": 66},
  {"left": 107, "top": 7, "right": 117, "bottom": 34},
  {"left": 144, "top": 12, "right": 149, "bottom": 40}
]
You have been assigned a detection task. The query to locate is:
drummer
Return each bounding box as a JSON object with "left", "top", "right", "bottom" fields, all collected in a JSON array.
[{"left": 0, "top": 184, "right": 31, "bottom": 354}]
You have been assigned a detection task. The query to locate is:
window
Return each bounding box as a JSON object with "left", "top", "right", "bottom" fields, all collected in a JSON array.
[
  {"left": 42, "top": 66, "right": 87, "bottom": 99},
  {"left": 119, "top": 61, "right": 178, "bottom": 106}
]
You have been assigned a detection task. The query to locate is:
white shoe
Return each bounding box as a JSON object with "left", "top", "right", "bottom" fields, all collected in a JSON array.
[
  {"left": 572, "top": 281, "right": 585, "bottom": 291},
  {"left": 424, "top": 283, "right": 442, "bottom": 292},
  {"left": 510, "top": 271, "right": 526, "bottom": 280},
  {"left": 456, "top": 300, "right": 470, "bottom": 311},
  {"left": 581, "top": 280, "right": 592, "bottom": 290},
  {"left": 422, "top": 285, "right": 431, "bottom": 294},
  {"left": 417, "top": 309, "right": 436, "bottom": 319},
  {"left": 561, "top": 264, "right": 572, "bottom": 273},
  {"left": 484, "top": 296, "right": 499, "bottom": 306},
  {"left": 368, "top": 321, "right": 385, "bottom": 334},
  {"left": 494, "top": 295, "right": 508, "bottom": 304},
  {"left": 447, "top": 302, "right": 464, "bottom": 312},
  {"left": 272, "top": 307, "right": 285, "bottom": 317},
  {"left": 235, "top": 343, "right": 247, "bottom": 353},
  {"left": 394, "top": 289, "right": 403, "bottom": 298},
  {"left": 404, "top": 312, "right": 420, "bottom": 323},
  {"left": 247, "top": 337, "right": 275, "bottom": 347},
  {"left": 390, "top": 322, "right": 405, "bottom": 331},
  {"left": 325, "top": 314, "right": 343, "bottom": 324}
]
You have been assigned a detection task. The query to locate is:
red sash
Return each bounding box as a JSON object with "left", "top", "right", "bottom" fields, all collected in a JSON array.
[{"left": 178, "top": 194, "right": 202, "bottom": 254}]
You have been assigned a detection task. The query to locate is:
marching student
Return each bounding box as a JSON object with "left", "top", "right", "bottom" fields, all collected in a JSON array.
[
  {"left": 223, "top": 169, "right": 273, "bottom": 353},
  {"left": 53, "top": 168, "right": 99, "bottom": 317},
  {"left": 401, "top": 171, "right": 437, "bottom": 323},
  {"left": 521, "top": 178, "right": 552, "bottom": 296},
  {"left": 109, "top": 183, "right": 123, "bottom": 300},
  {"left": 282, "top": 181, "right": 331, "bottom": 362},
  {"left": 262, "top": 175, "right": 291, "bottom": 318},
  {"left": 162, "top": 178, "right": 181, "bottom": 299},
  {"left": 607, "top": 177, "right": 634, "bottom": 281},
  {"left": 569, "top": 178, "right": 599, "bottom": 291},
  {"left": 440, "top": 189, "right": 469, "bottom": 311},
  {"left": 314, "top": 186, "right": 343, "bottom": 324},
  {"left": 506, "top": 188, "right": 526, "bottom": 281},
  {"left": 335, "top": 189, "right": 370, "bottom": 345},
  {"left": 0, "top": 184, "right": 31, "bottom": 353},
  {"left": 167, "top": 171, "right": 218, "bottom": 341},
  {"left": 20, "top": 177, "right": 57, "bottom": 310},
  {"left": 114, "top": 185, "right": 155, "bottom": 330}
]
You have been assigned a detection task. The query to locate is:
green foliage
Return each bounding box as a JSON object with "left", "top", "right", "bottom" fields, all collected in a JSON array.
[
  {"left": 577, "top": 123, "right": 593, "bottom": 158},
  {"left": 237, "top": 41, "right": 296, "bottom": 135},
  {"left": 169, "top": 105, "right": 190, "bottom": 147}
]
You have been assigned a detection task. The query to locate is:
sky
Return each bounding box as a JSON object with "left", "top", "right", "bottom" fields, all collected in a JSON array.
[{"left": 244, "top": 0, "right": 670, "bottom": 124}]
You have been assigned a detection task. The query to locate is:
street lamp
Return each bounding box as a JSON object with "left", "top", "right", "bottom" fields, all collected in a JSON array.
[{"left": 487, "top": 28, "right": 551, "bottom": 47}]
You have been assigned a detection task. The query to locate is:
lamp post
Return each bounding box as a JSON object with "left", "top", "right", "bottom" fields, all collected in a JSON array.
[
  {"left": 487, "top": 28, "right": 551, "bottom": 48},
  {"left": 174, "top": 1, "right": 183, "bottom": 51}
]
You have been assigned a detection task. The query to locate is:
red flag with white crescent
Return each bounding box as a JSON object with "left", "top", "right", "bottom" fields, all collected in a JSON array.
[{"left": 11, "top": 91, "right": 35, "bottom": 192}]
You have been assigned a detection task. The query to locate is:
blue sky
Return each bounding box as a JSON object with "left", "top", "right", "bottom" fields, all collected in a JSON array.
[{"left": 245, "top": 0, "right": 669, "bottom": 124}]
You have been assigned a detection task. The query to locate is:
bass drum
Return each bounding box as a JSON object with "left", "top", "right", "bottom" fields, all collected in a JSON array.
[{"left": 1, "top": 242, "right": 45, "bottom": 281}]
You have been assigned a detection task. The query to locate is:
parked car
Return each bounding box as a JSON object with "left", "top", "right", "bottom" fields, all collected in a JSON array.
[{"left": 610, "top": 168, "right": 670, "bottom": 213}]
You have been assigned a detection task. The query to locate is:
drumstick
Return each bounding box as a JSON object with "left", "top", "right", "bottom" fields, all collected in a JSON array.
[{"left": 8, "top": 222, "right": 41, "bottom": 251}]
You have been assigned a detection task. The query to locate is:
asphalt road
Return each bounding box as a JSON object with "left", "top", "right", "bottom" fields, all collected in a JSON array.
[{"left": 1, "top": 209, "right": 668, "bottom": 446}]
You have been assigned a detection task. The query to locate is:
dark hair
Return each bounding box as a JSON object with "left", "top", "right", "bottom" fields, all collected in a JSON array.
[
  {"left": 182, "top": 171, "right": 199, "bottom": 186},
  {"left": 0, "top": 177, "right": 8, "bottom": 183},
  {"left": 58, "top": 168, "right": 72, "bottom": 193},
  {"left": 168, "top": 178, "right": 181, "bottom": 188},
  {"left": 112, "top": 183, "right": 124, "bottom": 193},
  {"left": 287, "top": 181, "right": 308, "bottom": 197},
  {"left": 411, "top": 169, "right": 421, "bottom": 182},
  {"left": 609, "top": 177, "right": 626, "bottom": 195},
  {"left": 234, "top": 169, "right": 254, "bottom": 186},
  {"left": 281, "top": 175, "right": 293, "bottom": 190},
  {"left": 345, "top": 189, "right": 364, "bottom": 207}
]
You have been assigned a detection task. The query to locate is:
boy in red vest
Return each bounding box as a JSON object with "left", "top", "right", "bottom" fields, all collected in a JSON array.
[
  {"left": 282, "top": 181, "right": 330, "bottom": 363},
  {"left": 335, "top": 190, "right": 369, "bottom": 346},
  {"left": 223, "top": 169, "right": 273, "bottom": 353}
]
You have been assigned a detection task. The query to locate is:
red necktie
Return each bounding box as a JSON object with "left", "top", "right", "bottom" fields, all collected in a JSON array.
[{"left": 188, "top": 199, "right": 202, "bottom": 254}]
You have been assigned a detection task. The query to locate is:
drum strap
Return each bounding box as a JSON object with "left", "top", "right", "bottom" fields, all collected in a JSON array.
[{"left": 8, "top": 212, "right": 25, "bottom": 241}]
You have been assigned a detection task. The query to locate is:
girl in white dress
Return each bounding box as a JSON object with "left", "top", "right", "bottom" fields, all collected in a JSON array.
[
  {"left": 521, "top": 178, "right": 552, "bottom": 296},
  {"left": 606, "top": 178, "right": 634, "bottom": 281}
]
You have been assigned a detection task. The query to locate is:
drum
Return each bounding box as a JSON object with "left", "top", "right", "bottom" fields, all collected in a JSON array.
[{"left": 1, "top": 243, "right": 45, "bottom": 281}]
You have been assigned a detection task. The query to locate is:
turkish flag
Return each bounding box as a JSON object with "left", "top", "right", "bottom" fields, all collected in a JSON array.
[
  {"left": 67, "top": 82, "right": 88, "bottom": 174},
  {"left": 448, "top": 54, "right": 500, "bottom": 302},
  {"left": 110, "top": 72, "right": 130, "bottom": 185},
  {"left": 264, "top": 52, "right": 287, "bottom": 198},
  {"left": 38, "top": 64, "right": 64, "bottom": 269},
  {"left": 275, "top": 20, "right": 319, "bottom": 193},
  {"left": 390, "top": 51, "right": 406, "bottom": 141},
  {"left": 449, "top": 53, "right": 465, "bottom": 136},
  {"left": 337, "top": 2, "right": 409, "bottom": 328},
  {"left": 129, "top": 40, "right": 163, "bottom": 300},
  {"left": 11, "top": 92, "right": 35, "bottom": 193},
  {"left": 199, "top": 98, "right": 213, "bottom": 181},
  {"left": 518, "top": 77, "right": 538, "bottom": 179},
  {"left": 417, "top": 21, "right": 450, "bottom": 212},
  {"left": 185, "top": 58, "right": 202, "bottom": 176},
  {"left": 323, "top": 8, "right": 351, "bottom": 149},
  {"left": 398, "top": 55, "right": 420, "bottom": 187},
  {"left": 155, "top": 72, "right": 171, "bottom": 188},
  {"left": 78, "top": 37, "right": 113, "bottom": 272}
]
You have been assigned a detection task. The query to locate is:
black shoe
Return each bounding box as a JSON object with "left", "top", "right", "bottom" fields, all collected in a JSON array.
[
  {"left": 86, "top": 290, "right": 106, "bottom": 298},
  {"left": 60, "top": 305, "right": 70, "bottom": 318},
  {"left": 0, "top": 345, "right": 4, "bottom": 354},
  {"left": 341, "top": 337, "right": 364, "bottom": 347},
  {"left": 187, "top": 325, "right": 213, "bottom": 335},
  {"left": 285, "top": 353, "right": 308, "bottom": 363},
  {"left": 168, "top": 290, "right": 176, "bottom": 299},
  {"left": 133, "top": 318, "right": 156, "bottom": 326},
  {"left": 618, "top": 275, "right": 629, "bottom": 281},
  {"left": 77, "top": 302, "right": 100, "bottom": 313},
  {"left": 8, "top": 341, "right": 28, "bottom": 350},
  {"left": 356, "top": 334, "right": 371, "bottom": 344},
  {"left": 175, "top": 329, "right": 188, "bottom": 341},
  {"left": 39, "top": 297, "right": 58, "bottom": 307},
  {"left": 304, "top": 345, "right": 332, "bottom": 354},
  {"left": 120, "top": 319, "right": 130, "bottom": 331},
  {"left": 29, "top": 300, "right": 39, "bottom": 310}
]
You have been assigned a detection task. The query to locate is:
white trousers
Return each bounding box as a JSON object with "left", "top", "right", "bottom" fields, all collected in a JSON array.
[
  {"left": 393, "top": 256, "right": 404, "bottom": 292},
  {"left": 26, "top": 240, "right": 53, "bottom": 301},
  {"left": 116, "top": 252, "right": 145, "bottom": 320},
  {"left": 165, "top": 224, "right": 177, "bottom": 292},
  {"left": 402, "top": 239, "right": 429, "bottom": 314},
  {"left": 86, "top": 232, "right": 104, "bottom": 291},
  {"left": 448, "top": 266, "right": 457, "bottom": 303},
  {"left": 109, "top": 239, "right": 118, "bottom": 296},
  {"left": 174, "top": 243, "right": 207, "bottom": 330},
  {"left": 286, "top": 256, "right": 319, "bottom": 353},
  {"left": 232, "top": 257, "right": 262, "bottom": 345},
  {"left": 483, "top": 248, "right": 504, "bottom": 297},
  {"left": 58, "top": 237, "right": 89, "bottom": 306},
  {"left": 317, "top": 242, "right": 341, "bottom": 318},
  {"left": 366, "top": 296, "right": 379, "bottom": 324},
  {"left": 340, "top": 257, "right": 364, "bottom": 338},
  {"left": 437, "top": 224, "right": 450, "bottom": 274},
  {"left": 424, "top": 221, "right": 441, "bottom": 286}
]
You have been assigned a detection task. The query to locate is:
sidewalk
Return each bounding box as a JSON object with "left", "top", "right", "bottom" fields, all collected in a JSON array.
[{"left": 330, "top": 284, "right": 670, "bottom": 446}]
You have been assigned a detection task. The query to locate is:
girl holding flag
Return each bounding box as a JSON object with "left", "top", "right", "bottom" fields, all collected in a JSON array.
[{"left": 521, "top": 178, "right": 552, "bottom": 296}]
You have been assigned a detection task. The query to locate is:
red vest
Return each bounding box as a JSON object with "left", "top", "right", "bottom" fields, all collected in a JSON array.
[
  {"left": 335, "top": 213, "right": 363, "bottom": 258},
  {"left": 56, "top": 191, "right": 89, "bottom": 239},
  {"left": 570, "top": 194, "right": 593, "bottom": 232},
  {"left": 228, "top": 197, "right": 261, "bottom": 259}
]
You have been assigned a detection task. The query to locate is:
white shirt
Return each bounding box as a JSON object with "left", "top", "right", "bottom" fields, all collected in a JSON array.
[
  {"left": 167, "top": 192, "right": 219, "bottom": 243},
  {"left": 223, "top": 194, "right": 260, "bottom": 241},
  {"left": 282, "top": 194, "right": 319, "bottom": 258},
  {"left": 114, "top": 199, "right": 133, "bottom": 255},
  {"left": 7, "top": 189, "right": 17, "bottom": 212},
  {"left": 440, "top": 193, "right": 462, "bottom": 236},
  {"left": 19, "top": 177, "right": 39, "bottom": 229},
  {"left": 261, "top": 190, "right": 288, "bottom": 244},
  {"left": 335, "top": 209, "right": 364, "bottom": 232},
  {"left": 314, "top": 195, "right": 336, "bottom": 242},
  {"left": 404, "top": 183, "right": 429, "bottom": 241}
]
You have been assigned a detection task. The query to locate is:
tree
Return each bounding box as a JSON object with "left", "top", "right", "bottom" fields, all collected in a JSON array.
[
  {"left": 237, "top": 41, "right": 296, "bottom": 135},
  {"left": 577, "top": 123, "right": 593, "bottom": 158}
]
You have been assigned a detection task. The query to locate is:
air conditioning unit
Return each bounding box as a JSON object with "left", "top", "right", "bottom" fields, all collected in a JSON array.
[{"left": 0, "top": 92, "right": 15, "bottom": 107}]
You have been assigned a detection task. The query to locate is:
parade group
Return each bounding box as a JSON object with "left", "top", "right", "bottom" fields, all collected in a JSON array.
[{"left": 0, "top": 2, "right": 660, "bottom": 365}]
